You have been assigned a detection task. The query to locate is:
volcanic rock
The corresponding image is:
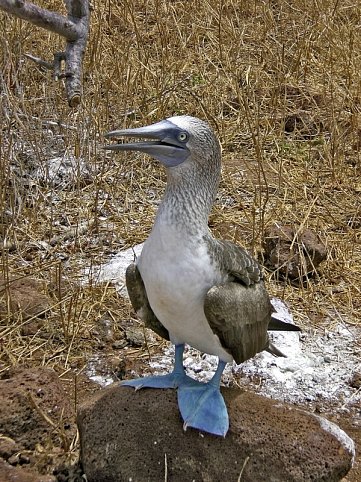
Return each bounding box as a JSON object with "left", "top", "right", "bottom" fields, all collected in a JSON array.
[
  {"left": 77, "top": 385, "right": 355, "bottom": 482},
  {"left": 0, "top": 368, "right": 74, "bottom": 451},
  {"left": 0, "top": 275, "right": 51, "bottom": 320},
  {"left": 0, "top": 458, "right": 56, "bottom": 482},
  {"left": 263, "top": 224, "right": 327, "bottom": 280}
]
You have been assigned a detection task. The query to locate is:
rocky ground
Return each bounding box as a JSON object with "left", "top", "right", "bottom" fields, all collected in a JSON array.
[{"left": 0, "top": 271, "right": 360, "bottom": 481}]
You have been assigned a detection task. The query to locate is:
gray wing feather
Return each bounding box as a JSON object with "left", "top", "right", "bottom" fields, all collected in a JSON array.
[
  {"left": 210, "top": 239, "right": 262, "bottom": 286},
  {"left": 204, "top": 281, "right": 273, "bottom": 364},
  {"left": 125, "top": 263, "right": 170, "bottom": 341},
  {"left": 204, "top": 238, "right": 286, "bottom": 363}
]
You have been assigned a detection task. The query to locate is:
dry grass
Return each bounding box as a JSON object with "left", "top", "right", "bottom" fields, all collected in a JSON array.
[
  {"left": 1, "top": 0, "right": 360, "bottom": 477},
  {"left": 0, "top": 0, "right": 360, "bottom": 431}
]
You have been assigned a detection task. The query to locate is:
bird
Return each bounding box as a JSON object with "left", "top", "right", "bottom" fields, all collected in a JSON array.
[{"left": 103, "top": 116, "right": 300, "bottom": 437}]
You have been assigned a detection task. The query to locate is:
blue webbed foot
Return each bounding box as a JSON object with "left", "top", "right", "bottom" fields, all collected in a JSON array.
[
  {"left": 177, "top": 359, "right": 229, "bottom": 437},
  {"left": 121, "top": 343, "right": 194, "bottom": 390},
  {"left": 122, "top": 344, "right": 230, "bottom": 437},
  {"left": 121, "top": 371, "right": 193, "bottom": 390},
  {"left": 178, "top": 382, "right": 229, "bottom": 437}
]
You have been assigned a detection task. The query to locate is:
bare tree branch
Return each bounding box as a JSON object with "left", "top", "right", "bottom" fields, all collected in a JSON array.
[
  {"left": 53, "top": 52, "right": 66, "bottom": 81},
  {"left": 64, "top": 0, "right": 89, "bottom": 19},
  {"left": 0, "top": 0, "right": 90, "bottom": 106},
  {"left": 63, "top": 1, "right": 90, "bottom": 107},
  {"left": 0, "top": 0, "right": 79, "bottom": 40},
  {"left": 24, "top": 53, "right": 53, "bottom": 70}
]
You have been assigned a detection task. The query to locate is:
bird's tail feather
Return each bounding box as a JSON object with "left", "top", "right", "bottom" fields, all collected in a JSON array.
[
  {"left": 266, "top": 342, "right": 286, "bottom": 358},
  {"left": 269, "top": 315, "right": 301, "bottom": 332}
]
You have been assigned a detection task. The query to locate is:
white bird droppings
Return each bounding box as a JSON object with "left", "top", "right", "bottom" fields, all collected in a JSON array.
[
  {"left": 89, "top": 247, "right": 361, "bottom": 414},
  {"left": 314, "top": 414, "right": 356, "bottom": 461}
]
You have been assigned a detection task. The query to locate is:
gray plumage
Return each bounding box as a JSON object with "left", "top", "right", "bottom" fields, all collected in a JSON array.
[
  {"left": 126, "top": 263, "right": 170, "bottom": 341},
  {"left": 104, "top": 115, "right": 300, "bottom": 437},
  {"left": 106, "top": 115, "right": 299, "bottom": 366}
]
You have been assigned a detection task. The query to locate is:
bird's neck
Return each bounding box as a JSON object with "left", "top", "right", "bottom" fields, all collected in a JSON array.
[{"left": 155, "top": 160, "right": 220, "bottom": 236}]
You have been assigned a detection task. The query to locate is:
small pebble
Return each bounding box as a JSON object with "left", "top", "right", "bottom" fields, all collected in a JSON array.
[
  {"left": 112, "top": 339, "right": 128, "bottom": 350},
  {"left": 349, "top": 372, "right": 361, "bottom": 389},
  {"left": 19, "top": 453, "right": 30, "bottom": 465},
  {"left": 8, "top": 453, "right": 20, "bottom": 465},
  {"left": 125, "top": 327, "right": 144, "bottom": 346}
]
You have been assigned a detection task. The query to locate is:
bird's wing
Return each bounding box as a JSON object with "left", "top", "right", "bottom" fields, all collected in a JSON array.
[
  {"left": 125, "top": 263, "right": 170, "bottom": 340},
  {"left": 211, "top": 239, "right": 263, "bottom": 286},
  {"left": 204, "top": 281, "right": 273, "bottom": 364},
  {"left": 204, "top": 240, "right": 274, "bottom": 364},
  {"left": 215, "top": 240, "right": 301, "bottom": 330}
]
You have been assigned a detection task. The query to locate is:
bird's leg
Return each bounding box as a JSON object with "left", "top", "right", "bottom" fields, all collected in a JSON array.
[
  {"left": 121, "top": 344, "right": 196, "bottom": 390},
  {"left": 177, "top": 359, "right": 229, "bottom": 437}
]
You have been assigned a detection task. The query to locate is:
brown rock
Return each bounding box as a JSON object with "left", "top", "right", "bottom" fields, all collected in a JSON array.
[
  {"left": 263, "top": 224, "right": 327, "bottom": 280},
  {"left": 0, "top": 437, "right": 20, "bottom": 460},
  {"left": 0, "top": 275, "right": 51, "bottom": 320},
  {"left": 125, "top": 326, "right": 145, "bottom": 346},
  {"left": 21, "top": 320, "right": 46, "bottom": 336},
  {"left": 349, "top": 372, "right": 361, "bottom": 389},
  {"left": 0, "top": 459, "right": 56, "bottom": 482},
  {"left": 0, "top": 368, "right": 74, "bottom": 451},
  {"left": 284, "top": 111, "right": 323, "bottom": 138},
  {"left": 77, "top": 386, "right": 355, "bottom": 482}
]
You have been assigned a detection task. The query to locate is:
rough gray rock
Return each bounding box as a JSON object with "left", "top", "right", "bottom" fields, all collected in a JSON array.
[
  {"left": 263, "top": 224, "right": 327, "bottom": 280},
  {"left": 0, "top": 458, "right": 56, "bottom": 482},
  {"left": 0, "top": 275, "right": 51, "bottom": 320},
  {"left": 77, "top": 385, "right": 355, "bottom": 482},
  {"left": 0, "top": 368, "right": 74, "bottom": 451}
]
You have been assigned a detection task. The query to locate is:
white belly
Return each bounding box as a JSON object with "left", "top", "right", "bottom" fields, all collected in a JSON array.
[{"left": 137, "top": 228, "right": 232, "bottom": 362}]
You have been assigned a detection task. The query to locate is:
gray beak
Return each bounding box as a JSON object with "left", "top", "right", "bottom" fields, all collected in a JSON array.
[{"left": 103, "top": 119, "right": 189, "bottom": 167}]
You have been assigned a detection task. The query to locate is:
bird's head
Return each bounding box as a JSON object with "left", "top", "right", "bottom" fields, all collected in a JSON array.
[{"left": 103, "top": 115, "right": 221, "bottom": 172}]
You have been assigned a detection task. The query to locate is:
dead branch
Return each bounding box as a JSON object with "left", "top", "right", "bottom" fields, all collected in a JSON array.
[
  {"left": 0, "top": 0, "right": 90, "bottom": 106},
  {"left": 24, "top": 53, "right": 53, "bottom": 70}
]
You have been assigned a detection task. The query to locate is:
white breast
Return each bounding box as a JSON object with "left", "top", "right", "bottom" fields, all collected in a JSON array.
[{"left": 137, "top": 224, "right": 233, "bottom": 362}]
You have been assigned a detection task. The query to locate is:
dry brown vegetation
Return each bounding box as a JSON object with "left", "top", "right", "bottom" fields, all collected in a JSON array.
[{"left": 0, "top": 0, "right": 360, "bottom": 477}]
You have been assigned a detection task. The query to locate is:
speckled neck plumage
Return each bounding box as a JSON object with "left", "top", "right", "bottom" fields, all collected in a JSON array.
[{"left": 156, "top": 144, "right": 221, "bottom": 235}]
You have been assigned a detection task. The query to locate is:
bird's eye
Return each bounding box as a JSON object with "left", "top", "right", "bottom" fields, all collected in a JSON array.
[{"left": 178, "top": 132, "right": 188, "bottom": 142}]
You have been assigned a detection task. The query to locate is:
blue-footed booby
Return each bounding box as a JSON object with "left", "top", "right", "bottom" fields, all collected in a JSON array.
[{"left": 104, "top": 116, "right": 300, "bottom": 437}]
